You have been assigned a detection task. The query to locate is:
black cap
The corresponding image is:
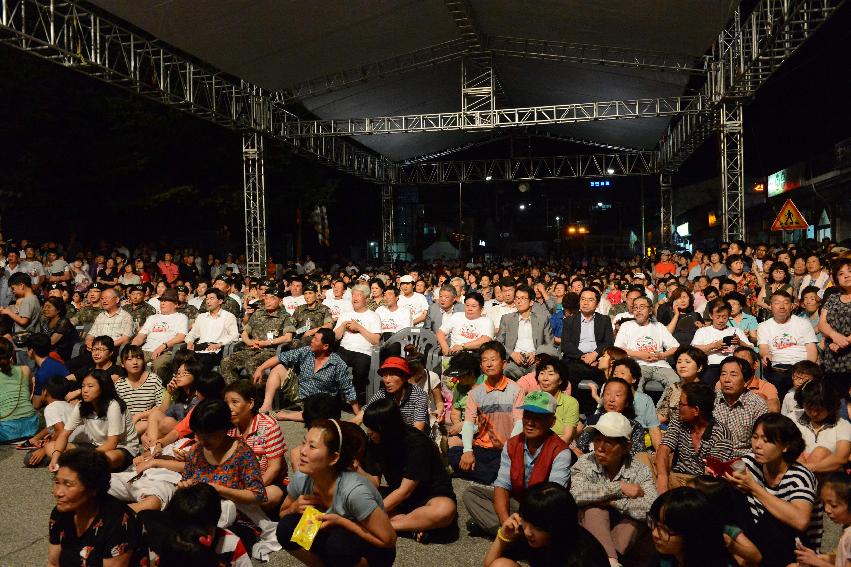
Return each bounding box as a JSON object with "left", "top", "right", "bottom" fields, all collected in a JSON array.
[
  {"left": 175, "top": 285, "right": 189, "bottom": 294},
  {"left": 444, "top": 352, "right": 480, "bottom": 377},
  {"left": 129, "top": 284, "right": 146, "bottom": 294},
  {"left": 498, "top": 277, "right": 516, "bottom": 287},
  {"left": 267, "top": 287, "right": 287, "bottom": 298},
  {"left": 89, "top": 282, "right": 104, "bottom": 291},
  {"left": 260, "top": 278, "right": 275, "bottom": 288},
  {"left": 46, "top": 282, "right": 65, "bottom": 291},
  {"left": 303, "top": 282, "right": 319, "bottom": 293}
]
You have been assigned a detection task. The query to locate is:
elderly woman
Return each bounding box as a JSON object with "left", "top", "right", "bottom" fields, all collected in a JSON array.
[
  {"left": 575, "top": 378, "right": 647, "bottom": 458},
  {"left": 570, "top": 412, "right": 657, "bottom": 565},
  {"left": 353, "top": 356, "right": 429, "bottom": 431},
  {"left": 48, "top": 448, "right": 142, "bottom": 567},
  {"left": 820, "top": 258, "right": 851, "bottom": 395}
]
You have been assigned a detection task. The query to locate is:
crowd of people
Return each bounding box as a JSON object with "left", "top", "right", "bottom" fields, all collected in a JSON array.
[{"left": 0, "top": 237, "right": 850, "bottom": 566}]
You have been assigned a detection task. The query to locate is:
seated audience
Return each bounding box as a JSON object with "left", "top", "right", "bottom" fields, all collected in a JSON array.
[
  {"left": 794, "top": 379, "right": 851, "bottom": 473},
  {"left": 353, "top": 356, "right": 429, "bottom": 431},
  {"left": 713, "top": 356, "right": 769, "bottom": 457},
  {"left": 114, "top": 344, "right": 167, "bottom": 435},
  {"left": 657, "top": 346, "right": 707, "bottom": 424}
]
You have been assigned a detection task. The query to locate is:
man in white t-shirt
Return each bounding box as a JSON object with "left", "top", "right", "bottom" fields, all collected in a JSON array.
[
  {"left": 437, "top": 292, "right": 495, "bottom": 355},
  {"left": 614, "top": 296, "right": 680, "bottom": 388},
  {"left": 757, "top": 289, "right": 818, "bottom": 395},
  {"left": 282, "top": 279, "right": 307, "bottom": 317},
  {"left": 131, "top": 288, "right": 188, "bottom": 382},
  {"left": 322, "top": 280, "right": 352, "bottom": 322},
  {"left": 375, "top": 286, "right": 412, "bottom": 337},
  {"left": 334, "top": 284, "right": 382, "bottom": 405},
  {"left": 691, "top": 298, "right": 753, "bottom": 386},
  {"left": 397, "top": 275, "right": 429, "bottom": 328}
]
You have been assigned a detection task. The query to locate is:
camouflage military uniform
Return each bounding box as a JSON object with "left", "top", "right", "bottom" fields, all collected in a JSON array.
[
  {"left": 66, "top": 302, "right": 78, "bottom": 321},
  {"left": 290, "top": 302, "right": 333, "bottom": 349},
  {"left": 123, "top": 302, "right": 156, "bottom": 333},
  {"left": 200, "top": 296, "right": 241, "bottom": 319},
  {"left": 219, "top": 307, "right": 296, "bottom": 384},
  {"left": 176, "top": 303, "right": 199, "bottom": 325},
  {"left": 71, "top": 305, "right": 103, "bottom": 327}
]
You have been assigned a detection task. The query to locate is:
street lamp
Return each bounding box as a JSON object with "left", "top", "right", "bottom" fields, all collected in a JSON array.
[
  {"left": 485, "top": 175, "right": 493, "bottom": 181},
  {"left": 606, "top": 168, "right": 615, "bottom": 175},
  {"left": 519, "top": 204, "right": 526, "bottom": 210}
]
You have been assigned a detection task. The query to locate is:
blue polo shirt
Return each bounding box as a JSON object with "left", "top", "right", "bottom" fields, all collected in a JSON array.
[{"left": 34, "top": 357, "right": 69, "bottom": 395}]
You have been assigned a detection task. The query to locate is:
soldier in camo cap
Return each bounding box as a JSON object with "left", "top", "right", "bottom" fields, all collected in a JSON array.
[
  {"left": 290, "top": 282, "right": 333, "bottom": 349},
  {"left": 122, "top": 284, "right": 156, "bottom": 333},
  {"left": 70, "top": 283, "right": 104, "bottom": 326},
  {"left": 175, "top": 284, "right": 199, "bottom": 326},
  {"left": 219, "top": 286, "right": 295, "bottom": 384}
]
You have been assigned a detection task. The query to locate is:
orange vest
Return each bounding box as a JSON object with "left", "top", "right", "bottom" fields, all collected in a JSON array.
[{"left": 507, "top": 432, "right": 568, "bottom": 501}]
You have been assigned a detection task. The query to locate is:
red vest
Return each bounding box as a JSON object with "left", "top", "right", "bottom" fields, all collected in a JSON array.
[{"left": 507, "top": 432, "right": 569, "bottom": 501}]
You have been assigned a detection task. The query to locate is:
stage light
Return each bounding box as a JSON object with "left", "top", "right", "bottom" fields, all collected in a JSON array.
[
  {"left": 519, "top": 204, "right": 526, "bottom": 210},
  {"left": 606, "top": 168, "right": 615, "bottom": 175},
  {"left": 485, "top": 175, "right": 492, "bottom": 181}
]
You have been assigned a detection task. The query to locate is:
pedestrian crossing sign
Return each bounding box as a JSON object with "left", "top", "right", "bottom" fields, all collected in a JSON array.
[{"left": 771, "top": 199, "right": 809, "bottom": 231}]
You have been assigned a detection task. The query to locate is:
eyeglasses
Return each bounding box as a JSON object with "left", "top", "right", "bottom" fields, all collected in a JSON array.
[
  {"left": 91, "top": 347, "right": 110, "bottom": 353},
  {"left": 646, "top": 517, "right": 677, "bottom": 541}
]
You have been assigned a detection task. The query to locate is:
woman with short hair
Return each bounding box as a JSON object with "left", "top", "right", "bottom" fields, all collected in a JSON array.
[{"left": 48, "top": 448, "right": 142, "bottom": 567}]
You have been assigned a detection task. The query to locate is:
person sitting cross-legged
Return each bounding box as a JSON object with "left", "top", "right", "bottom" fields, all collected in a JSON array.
[
  {"left": 462, "top": 391, "right": 572, "bottom": 538},
  {"left": 447, "top": 341, "right": 524, "bottom": 485}
]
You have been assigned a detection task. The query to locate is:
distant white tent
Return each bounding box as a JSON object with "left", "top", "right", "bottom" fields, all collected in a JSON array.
[{"left": 422, "top": 240, "right": 458, "bottom": 261}]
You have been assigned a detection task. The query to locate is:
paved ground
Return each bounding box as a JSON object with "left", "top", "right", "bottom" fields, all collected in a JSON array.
[{"left": 0, "top": 420, "right": 841, "bottom": 567}]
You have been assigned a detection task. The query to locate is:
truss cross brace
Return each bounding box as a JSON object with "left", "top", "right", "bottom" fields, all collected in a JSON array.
[
  {"left": 381, "top": 185, "right": 394, "bottom": 263},
  {"left": 720, "top": 101, "right": 745, "bottom": 242},
  {"left": 243, "top": 133, "right": 268, "bottom": 276},
  {"left": 660, "top": 174, "right": 673, "bottom": 246}
]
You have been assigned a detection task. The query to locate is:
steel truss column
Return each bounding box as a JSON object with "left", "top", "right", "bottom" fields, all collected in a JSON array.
[
  {"left": 242, "top": 133, "right": 267, "bottom": 277},
  {"left": 461, "top": 55, "right": 495, "bottom": 126},
  {"left": 720, "top": 101, "right": 745, "bottom": 242},
  {"left": 381, "top": 185, "right": 394, "bottom": 263},
  {"left": 660, "top": 174, "right": 673, "bottom": 246}
]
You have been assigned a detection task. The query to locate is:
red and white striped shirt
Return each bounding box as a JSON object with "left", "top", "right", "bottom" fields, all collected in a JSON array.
[{"left": 228, "top": 413, "right": 286, "bottom": 477}]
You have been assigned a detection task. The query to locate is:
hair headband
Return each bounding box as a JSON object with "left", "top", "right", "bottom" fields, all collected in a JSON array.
[{"left": 329, "top": 419, "right": 343, "bottom": 453}]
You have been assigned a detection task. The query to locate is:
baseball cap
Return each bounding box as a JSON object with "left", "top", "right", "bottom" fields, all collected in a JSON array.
[
  {"left": 377, "top": 356, "right": 411, "bottom": 377},
  {"left": 175, "top": 285, "right": 189, "bottom": 294},
  {"left": 399, "top": 275, "right": 414, "bottom": 284},
  {"left": 357, "top": 274, "right": 370, "bottom": 281},
  {"left": 519, "top": 391, "right": 557, "bottom": 415},
  {"left": 586, "top": 412, "right": 632, "bottom": 440},
  {"left": 444, "top": 352, "right": 480, "bottom": 377},
  {"left": 303, "top": 282, "right": 319, "bottom": 293},
  {"left": 267, "top": 287, "right": 287, "bottom": 298},
  {"left": 129, "top": 284, "right": 146, "bottom": 294},
  {"left": 89, "top": 282, "right": 104, "bottom": 291},
  {"left": 46, "top": 282, "right": 65, "bottom": 291}
]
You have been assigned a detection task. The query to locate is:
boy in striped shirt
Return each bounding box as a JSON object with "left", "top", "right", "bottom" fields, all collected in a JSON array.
[{"left": 448, "top": 341, "right": 523, "bottom": 485}]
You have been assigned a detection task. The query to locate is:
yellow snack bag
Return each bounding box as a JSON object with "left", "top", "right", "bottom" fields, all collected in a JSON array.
[{"left": 290, "top": 505, "right": 324, "bottom": 550}]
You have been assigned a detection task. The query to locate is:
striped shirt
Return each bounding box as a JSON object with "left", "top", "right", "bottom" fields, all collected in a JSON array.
[
  {"left": 713, "top": 390, "right": 768, "bottom": 457},
  {"left": 278, "top": 346, "right": 357, "bottom": 403},
  {"left": 228, "top": 413, "right": 286, "bottom": 477},
  {"left": 741, "top": 453, "right": 822, "bottom": 549},
  {"left": 661, "top": 418, "right": 734, "bottom": 475},
  {"left": 114, "top": 372, "right": 163, "bottom": 416},
  {"left": 464, "top": 376, "right": 524, "bottom": 450},
  {"left": 365, "top": 384, "right": 429, "bottom": 426}
]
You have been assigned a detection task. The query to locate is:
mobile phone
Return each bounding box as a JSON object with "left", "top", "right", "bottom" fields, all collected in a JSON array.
[{"left": 722, "top": 335, "right": 734, "bottom": 346}]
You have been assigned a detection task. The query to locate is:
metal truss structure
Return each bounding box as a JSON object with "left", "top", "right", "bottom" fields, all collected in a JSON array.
[
  {"left": 461, "top": 55, "right": 495, "bottom": 114},
  {"left": 242, "top": 133, "right": 267, "bottom": 276},
  {"left": 284, "top": 96, "right": 701, "bottom": 137},
  {"left": 381, "top": 185, "right": 394, "bottom": 263},
  {"left": 278, "top": 38, "right": 467, "bottom": 105},
  {"left": 720, "top": 102, "right": 745, "bottom": 242},
  {"left": 659, "top": 174, "right": 673, "bottom": 246},
  {"left": 487, "top": 35, "right": 707, "bottom": 75},
  {"left": 397, "top": 152, "right": 658, "bottom": 184},
  {"left": 0, "top": 0, "right": 391, "bottom": 182}
]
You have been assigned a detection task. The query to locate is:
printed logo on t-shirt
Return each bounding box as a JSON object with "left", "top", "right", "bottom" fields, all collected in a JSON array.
[
  {"left": 149, "top": 322, "right": 171, "bottom": 333},
  {"left": 634, "top": 335, "right": 660, "bottom": 352},
  {"left": 771, "top": 333, "right": 798, "bottom": 350},
  {"left": 459, "top": 322, "right": 483, "bottom": 341}
]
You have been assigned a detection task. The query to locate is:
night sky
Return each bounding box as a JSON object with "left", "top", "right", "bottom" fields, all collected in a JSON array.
[{"left": 0, "top": 4, "right": 848, "bottom": 256}]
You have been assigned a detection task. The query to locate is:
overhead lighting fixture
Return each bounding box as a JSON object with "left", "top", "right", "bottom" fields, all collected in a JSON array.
[
  {"left": 519, "top": 204, "right": 526, "bottom": 210},
  {"left": 485, "top": 175, "right": 493, "bottom": 181},
  {"left": 518, "top": 182, "right": 530, "bottom": 193},
  {"left": 606, "top": 168, "right": 615, "bottom": 175}
]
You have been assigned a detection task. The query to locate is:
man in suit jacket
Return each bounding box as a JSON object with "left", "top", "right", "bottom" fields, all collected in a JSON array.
[
  {"left": 561, "top": 288, "right": 614, "bottom": 388},
  {"left": 424, "top": 284, "right": 463, "bottom": 333},
  {"left": 497, "top": 285, "right": 555, "bottom": 379}
]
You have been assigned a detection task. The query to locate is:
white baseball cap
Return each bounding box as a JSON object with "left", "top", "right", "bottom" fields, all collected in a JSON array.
[
  {"left": 399, "top": 275, "right": 415, "bottom": 283},
  {"left": 586, "top": 412, "right": 632, "bottom": 439}
]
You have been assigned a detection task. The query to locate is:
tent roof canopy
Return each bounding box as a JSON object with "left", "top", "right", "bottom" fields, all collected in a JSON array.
[{"left": 88, "top": 0, "right": 735, "bottom": 162}]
